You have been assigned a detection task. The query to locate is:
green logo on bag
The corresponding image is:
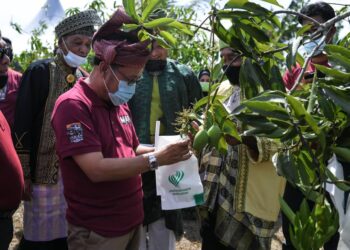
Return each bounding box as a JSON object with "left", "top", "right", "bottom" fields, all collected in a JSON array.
[{"left": 168, "top": 170, "right": 184, "bottom": 187}]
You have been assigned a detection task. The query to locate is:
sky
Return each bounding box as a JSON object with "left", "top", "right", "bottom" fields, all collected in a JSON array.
[{"left": 0, "top": 0, "right": 348, "bottom": 53}]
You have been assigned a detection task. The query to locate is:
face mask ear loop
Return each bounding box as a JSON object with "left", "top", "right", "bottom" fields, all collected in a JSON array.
[
  {"left": 62, "top": 39, "right": 69, "bottom": 53},
  {"left": 109, "top": 65, "right": 121, "bottom": 84}
]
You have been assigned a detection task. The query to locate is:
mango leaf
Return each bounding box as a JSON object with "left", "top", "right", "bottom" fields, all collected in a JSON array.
[
  {"left": 325, "top": 167, "right": 350, "bottom": 191},
  {"left": 325, "top": 44, "right": 350, "bottom": 59},
  {"left": 276, "top": 151, "right": 298, "bottom": 183},
  {"left": 213, "top": 18, "right": 248, "bottom": 55},
  {"left": 286, "top": 37, "right": 302, "bottom": 71},
  {"left": 285, "top": 95, "right": 321, "bottom": 135},
  {"left": 122, "top": 23, "right": 139, "bottom": 32},
  {"left": 212, "top": 100, "right": 229, "bottom": 125},
  {"left": 143, "top": 17, "right": 174, "bottom": 29},
  {"left": 166, "top": 20, "right": 193, "bottom": 36},
  {"left": 260, "top": 0, "right": 283, "bottom": 7},
  {"left": 225, "top": 1, "right": 271, "bottom": 16},
  {"left": 159, "top": 30, "right": 176, "bottom": 47},
  {"left": 315, "top": 64, "right": 350, "bottom": 81},
  {"left": 141, "top": 0, "right": 162, "bottom": 22},
  {"left": 221, "top": 119, "right": 241, "bottom": 142},
  {"left": 317, "top": 91, "right": 336, "bottom": 121},
  {"left": 123, "top": 0, "right": 139, "bottom": 22},
  {"left": 299, "top": 199, "right": 311, "bottom": 224},
  {"left": 322, "top": 85, "right": 350, "bottom": 115},
  {"left": 218, "top": 136, "right": 228, "bottom": 155},
  {"left": 328, "top": 53, "right": 350, "bottom": 71},
  {"left": 332, "top": 146, "right": 350, "bottom": 163},
  {"left": 296, "top": 23, "right": 313, "bottom": 37},
  {"left": 235, "top": 21, "right": 269, "bottom": 43},
  {"left": 270, "top": 65, "right": 286, "bottom": 92},
  {"left": 280, "top": 196, "right": 296, "bottom": 226},
  {"left": 243, "top": 101, "right": 290, "bottom": 120}
]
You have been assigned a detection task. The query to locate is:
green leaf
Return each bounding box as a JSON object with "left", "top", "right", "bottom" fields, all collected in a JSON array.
[
  {"left": 279, "top": 196, "right": 296, "bottom": 226},
  {"left": 260, "top": 0, "right": 283, "bottom": 7},
  {"left": 315, "top": 64, "right": 350, "bottom": 81},
  {"left": 222, "top": 119, "right": 241, "bottom": 142},
  {"left": 286, "top": 95, "right": 321, "bottom": 135},
  {"left": 122, "top": 23, "right": 139, "bottom": 32},
  {"left": 141, "top": 0, "right": 162, "bottom": 21},
  {"left": 166, "top": 20, "right": 193, "bottom": 36},
  {"left": 328, "top": 53, "right": 350, "bottom": 71},
  {"left": 332, "top": 147, "right": 350, "bottom": 163},
  {"left": 243, "top": 101, "right": 290, "bottom": 120},
  {"left": 159, "top": 30, "right": 176, "bottom": 47},
  {"left": 236, "top": 21, "right": 269, "bottom": 43},
  {"left": 143, "top": 17, "right": 175, "bottom": 29},
  {"left": 218, "top": 136, "right": 228, "bottom": 155},
  {"left": 276, "top": 151, "right": 298, "bottom": 183},
  {"left": 123, "top": 0, "right": 140, "bottom": 22},
  {"left": 296, "top": 23, "right": 313, "bottom": 37},
  {"left": 286, "top": 37, "right": 302, "bottom": 72},
  {"left": 322, "top": 85, "right": 350, "bottom": 115},
  {"left": 213, "top": 18, "right": 248, "bottom": 55},
  {"left": 325, "top": 44, "right": 350, "bottom": 59},
  {"left": 325, "top": 167, "right": 350, "bottom": 191},
  {"left": 225, "top": 1, "right": 271, "bottom": 16}
]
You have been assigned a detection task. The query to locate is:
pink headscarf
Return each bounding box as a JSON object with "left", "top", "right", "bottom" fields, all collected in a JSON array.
[{"left": 92, "top": 7, "right": 150, "bottom": 68}]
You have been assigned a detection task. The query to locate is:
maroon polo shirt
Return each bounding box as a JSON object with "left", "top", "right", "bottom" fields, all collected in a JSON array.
[
  {"left": 0, "top": 111, "right": 23, "bottom": 211},
  {"left": 51, "top": 78, "right": 142, "bottom": 237},
  {"left": 0, "top": 69, "right": 22, "bottom": 128}
]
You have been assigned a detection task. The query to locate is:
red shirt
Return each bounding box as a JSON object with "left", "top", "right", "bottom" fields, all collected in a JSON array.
[
  {"left": 51, "top": 78, "right": 142, "bottom": 237},
  {"left": 0, "top": 69, "right": 22, "bottom": 127},
  {"left": 283, "top": 60, "right": 329, "bottom": 90},
  {"left": 0, "top": 111, "right": 23, "bottom": 210}
]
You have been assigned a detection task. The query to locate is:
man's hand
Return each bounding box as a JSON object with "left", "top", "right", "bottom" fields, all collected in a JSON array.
[
  {"left": 155, "top": 139, "right": 192, "bottom": 166},
  {"left": 22, "top": 179, "right": 32, "bottom": 201}
]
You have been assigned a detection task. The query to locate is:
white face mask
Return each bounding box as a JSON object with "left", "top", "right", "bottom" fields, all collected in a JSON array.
[
  {"left": 61, "top": 39, "right": 87, "bottom": 67},
  {"left": 300, "top": 37, "right": 326, "bottom": 57},
  {"left": 104, "top": 66, "right": 136, "bottom": 106}
]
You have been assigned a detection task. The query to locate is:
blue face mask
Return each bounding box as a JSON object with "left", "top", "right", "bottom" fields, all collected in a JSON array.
[
  {"left": 301, "top": 37, "right": 325, "bottom": 57},
  {"left": 105, "top": 66, "right": 136, "bottom": 106},
  {"left": 62, "top": 39, "right": 87, "bottom": 67}
]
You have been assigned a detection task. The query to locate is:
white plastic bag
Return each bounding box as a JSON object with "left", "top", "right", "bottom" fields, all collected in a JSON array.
[{"left": 155, "top": 127, "right": 204, "bottom": 210}]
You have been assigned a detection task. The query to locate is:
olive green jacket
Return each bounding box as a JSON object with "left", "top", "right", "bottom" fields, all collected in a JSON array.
[{"left": 128, "top": 59, "right": 202, "bottom": 235}]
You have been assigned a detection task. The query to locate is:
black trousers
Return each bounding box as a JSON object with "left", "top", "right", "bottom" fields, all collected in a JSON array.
[
  {"left": 0, "top": 217, "right": 13, "bottom": 250},
  {"left": 18, "top": 237, "right": 68, "bottom": 250},
  {"left": 282, "top": 182, "right": 339, "bottom": 250},
  {"left": 200, "top": 215, "right": 235, "bottom": 250}
]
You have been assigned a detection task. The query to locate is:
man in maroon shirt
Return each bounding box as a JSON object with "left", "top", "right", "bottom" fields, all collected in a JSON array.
[
  {"left": 0, "top": 36, "right": 22, "bottom": 128},
  {"left": 51, "top": 7, "right": 191, "bottom": 250},
  {"left": 0, "top": 110, "right": 24, "bottom": 250}
]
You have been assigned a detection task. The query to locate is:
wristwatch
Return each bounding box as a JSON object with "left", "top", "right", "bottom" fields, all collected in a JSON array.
[{"left": 148, "top": 154, "right": 159, "bottom": 171}]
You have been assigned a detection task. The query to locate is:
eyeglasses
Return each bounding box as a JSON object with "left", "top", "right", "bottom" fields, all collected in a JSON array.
[
  {"left": 111, "top": 65, "right": 142, "bottom": 85},
  {"left": 0, "top": 47, "right": 12, "bottom": 60}
]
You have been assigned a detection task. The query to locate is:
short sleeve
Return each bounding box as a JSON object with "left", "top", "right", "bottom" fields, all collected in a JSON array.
[{"left": 51, "top": 99, "right": 102, "bottom": 159}]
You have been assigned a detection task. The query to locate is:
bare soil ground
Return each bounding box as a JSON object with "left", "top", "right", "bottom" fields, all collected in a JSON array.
[{"left": 10, "top": 203, "right": 283, "bottom": 250}]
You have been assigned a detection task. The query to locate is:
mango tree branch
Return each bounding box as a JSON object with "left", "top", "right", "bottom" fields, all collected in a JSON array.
[
  {"left": 288, "top": 35, "right": 327, "bottom": 94},
  {"left": 272, "top": 10, "right": 322, "bottom": 26},
  {"left": 179, "top": 20, "right": 212, "bottom": 33},
  {"left": 321, "top": 11, "right": 350, "bottom": 30}
]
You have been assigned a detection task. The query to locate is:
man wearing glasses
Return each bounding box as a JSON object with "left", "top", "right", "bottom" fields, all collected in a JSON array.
[
  {"left": 51, "top": 7, "right": 192, "bottom": 250},
  {"left": 0, "top": 36, "right": 22, "bottom": 128}
]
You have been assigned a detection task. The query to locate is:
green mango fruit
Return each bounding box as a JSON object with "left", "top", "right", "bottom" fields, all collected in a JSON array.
[
  {"left": 193, "top": 129, "right": 209, "bottom": 152},
  {"left": 208, "top": 124, "right": 222, "bottom": 148}
]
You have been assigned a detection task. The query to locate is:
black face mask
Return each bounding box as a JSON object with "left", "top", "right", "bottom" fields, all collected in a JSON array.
[
  {"left": 222, "top": 65, "right": 241, "bottom": 85},
  {"left": 145, "top": 60, "right": 167, "bottom": 73},
  {"left": 0, "top": 75, "right": 8, "bottom": 89}
]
